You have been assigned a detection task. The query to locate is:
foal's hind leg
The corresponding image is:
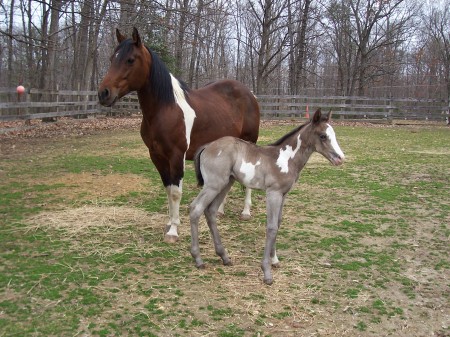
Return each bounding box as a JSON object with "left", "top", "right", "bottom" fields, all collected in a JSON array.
[
  {"left": 204, "top": 180, "right": 234, "bottom": 266},
  {"left": 190, "top": 188, "right": 219, "bottom": 268}
]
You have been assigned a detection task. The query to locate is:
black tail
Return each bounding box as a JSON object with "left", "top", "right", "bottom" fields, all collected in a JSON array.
[{"left": 194, "top": 145, "right": 207, "bottom": 187}]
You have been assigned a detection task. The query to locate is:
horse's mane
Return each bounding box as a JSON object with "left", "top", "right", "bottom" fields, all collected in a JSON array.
[
  {"left": 147, "top": 47, "right": 190, "bottom": 105},
  {"left": 116, "top": 39, "right": 189, "bottom": 105},
  {"left": 269, "top": 122, "right": 310, "bottom": 146}
]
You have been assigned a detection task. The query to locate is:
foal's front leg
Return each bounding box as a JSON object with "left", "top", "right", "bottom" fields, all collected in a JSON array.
[{"left": 261, "top": 191, "right": 285, "bottom": 285}]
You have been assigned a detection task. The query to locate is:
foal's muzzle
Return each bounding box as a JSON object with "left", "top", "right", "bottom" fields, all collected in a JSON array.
[{"left": 331, "top": 153, "right": 345, "bottom": 166}]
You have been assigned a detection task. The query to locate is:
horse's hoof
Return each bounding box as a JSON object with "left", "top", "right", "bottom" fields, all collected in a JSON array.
[
  {"left": 164, "top": 234, "right": 179, "bottom": 243},
  {"left": 217, "top": 211, "right": 225, "bottom": 218},
  {"left": 240, "top": 213, "right": 251, "bottom": 221},
  {"left": 272, "top": 262, "right": 281, "bottom": 268},
  {"left": 263, "top": 278, "right": 273, "bottom": 285}
]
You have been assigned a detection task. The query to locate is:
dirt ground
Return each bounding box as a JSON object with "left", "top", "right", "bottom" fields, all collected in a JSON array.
[{"left": 1, "top": 116, "right": 449, "bottom": 337}]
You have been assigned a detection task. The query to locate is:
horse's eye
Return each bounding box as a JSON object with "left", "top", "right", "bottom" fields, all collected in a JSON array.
[
  {"left": 127, "top": 58, "right": 135, "bottom": 65},
  {"left": 319, "top": 134, "right": 327, "bottom": 141}
]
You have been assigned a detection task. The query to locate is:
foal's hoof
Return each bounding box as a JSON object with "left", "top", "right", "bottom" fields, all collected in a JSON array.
[
  {"left": 164, "top": 234, "right": 179, "bottom": 243},
  {"left": 263, "top": 278, "right": 274, "bottom": 285},
  {"left": 196, "top": 263, "right": 206, "bottom": 269},
  {"left": 240, "top": 213, "right": 251, "bottom": 221},
  {"left": 272, "top": 262, "right": 281, "bottom": 268},
  {"left": 223, "top": 259, "right": 233, "bottom": 266},
  {"left": 217, "top": 211, "right": 225, "bottom": 218}
]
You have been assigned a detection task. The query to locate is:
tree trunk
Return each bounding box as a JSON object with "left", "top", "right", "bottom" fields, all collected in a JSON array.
[
  {"left": 175, "top": 0, "right": 190, "bottom": 77},
  {"left": 7, "top": 0, "right": 15, "bottom": 86},
  {"left": 188, "top": 0, "right": 203, "bottom": 87}
]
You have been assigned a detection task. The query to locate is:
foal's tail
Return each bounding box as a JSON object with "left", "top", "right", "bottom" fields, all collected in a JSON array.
[{"left": 194, "top": 144, "right": 207, "bottom": 187}]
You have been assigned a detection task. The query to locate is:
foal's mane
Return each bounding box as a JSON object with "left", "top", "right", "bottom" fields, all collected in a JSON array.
[{"left": 269, "top": 122, "right": 310, "bottom": 146}]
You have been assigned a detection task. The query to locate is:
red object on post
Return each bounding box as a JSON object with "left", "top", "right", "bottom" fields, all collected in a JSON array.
[{"left": 17, "top": 85, "right": 25, "bottom": 95}]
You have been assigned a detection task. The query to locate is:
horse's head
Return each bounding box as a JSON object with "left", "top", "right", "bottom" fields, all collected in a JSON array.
[
  {"left": 303, "top": 108, "right": 345, "bottom": 166},
  {"left": 98, "top": 28, "right": 150, "bottom": 107}
]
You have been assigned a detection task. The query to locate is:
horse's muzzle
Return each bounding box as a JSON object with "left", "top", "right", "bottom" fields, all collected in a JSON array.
[{"left": 98, "top": 88, "right": 116, "bottom": 107}]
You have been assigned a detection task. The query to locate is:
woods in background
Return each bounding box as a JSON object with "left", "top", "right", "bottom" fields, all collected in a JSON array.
[{"left": 1, "top": 0, "right": 449, "bottom": 105}]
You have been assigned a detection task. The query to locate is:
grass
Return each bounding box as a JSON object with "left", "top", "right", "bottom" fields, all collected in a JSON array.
[{"left": 0, "top": 121, "right": 449, "bottom": 336}]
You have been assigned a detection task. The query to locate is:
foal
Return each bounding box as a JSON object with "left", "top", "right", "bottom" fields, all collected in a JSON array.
[{"left": 189, "top": 108, "right": 345, "bottom": 284}]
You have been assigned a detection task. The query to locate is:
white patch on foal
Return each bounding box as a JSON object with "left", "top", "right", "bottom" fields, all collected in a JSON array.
[
  {"left": 276, "top": 134, "right": 302, "bottom": 173},
  {"left": 240, "top": 159, "right": 261, "bottom": 185},
  {"left": 326, "top": 124, "right": 345, "bottom": 159}
]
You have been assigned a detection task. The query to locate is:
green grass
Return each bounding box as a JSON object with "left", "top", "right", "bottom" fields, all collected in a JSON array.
[{"left": 1, "top": 122, "right": 449, "bottom": 336}]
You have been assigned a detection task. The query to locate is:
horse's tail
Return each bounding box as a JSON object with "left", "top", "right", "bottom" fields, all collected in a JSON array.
[{"left": 194, "top": 144, "right": 207, "bottom": 187}]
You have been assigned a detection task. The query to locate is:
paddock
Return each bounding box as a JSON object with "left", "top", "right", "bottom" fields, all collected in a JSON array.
[{"left": 1, "top": 118, "right": 448, "bottom": 336}]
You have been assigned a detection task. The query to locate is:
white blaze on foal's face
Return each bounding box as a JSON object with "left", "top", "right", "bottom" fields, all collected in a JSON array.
[
  {"left": 276, "top": 134, "right": 302, "bottom": 173},
  {"left": 325, "top": 124, "right": 345, "bottom": 162}
]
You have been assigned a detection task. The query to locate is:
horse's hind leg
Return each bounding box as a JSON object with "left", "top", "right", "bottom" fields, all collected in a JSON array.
[
  {"left": 241, "top": 187, "right": 252, "bottom": 220},
  {"left": 217, "top": 186, "right": 251, "bottom": 220},
  {"left": 204, "top": 180, "right": 234, "bottom": 266}
]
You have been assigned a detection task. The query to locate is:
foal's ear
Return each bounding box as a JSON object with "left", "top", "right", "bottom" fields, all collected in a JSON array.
[
  {"left": 326, "top": 110, "right": 332, "bottom": 121},
  {"left": 132, "top": 27, "right": 142, "bottom": 47},
  {"left": 116, "top": 29, "right": 126, "bottom": 43},
  {"left": 312, "top": 108, "right": 322, "bottom": 124}
]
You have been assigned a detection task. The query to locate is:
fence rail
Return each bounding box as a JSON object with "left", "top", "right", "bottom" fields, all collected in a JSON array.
[{"left": 0, "top": 88, "right": 448, "bottom": 122}]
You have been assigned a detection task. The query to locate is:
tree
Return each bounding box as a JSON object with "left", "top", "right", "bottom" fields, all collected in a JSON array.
[{"left": 422, "top": 1, "right": 450, "bottom": 112}]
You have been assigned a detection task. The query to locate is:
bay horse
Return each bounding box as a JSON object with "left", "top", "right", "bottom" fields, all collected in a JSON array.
[
  {"left": 189, "top": 109, "right": 345, "bottom": 284},
  {"left": 98, "top": 28, "right": 260, "bottom": 243}
]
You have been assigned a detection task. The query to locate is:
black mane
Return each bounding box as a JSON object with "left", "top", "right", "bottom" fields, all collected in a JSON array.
[
  {"left": 269, "top": 122, "right": 309, "bottom": 146},
  {"left": 115, "top": 39, "right": 189, "bottom": 105}
]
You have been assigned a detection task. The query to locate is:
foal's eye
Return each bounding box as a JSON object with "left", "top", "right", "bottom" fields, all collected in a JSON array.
[
  {"left": 319, "top": 134, "right": 327, "bottom": 141},
  {"left": 126, "top": 58, "right": 135, "bottom": 65}
]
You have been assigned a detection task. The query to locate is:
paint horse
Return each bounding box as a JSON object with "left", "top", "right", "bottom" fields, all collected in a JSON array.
[
  {"left": 98, "top": 28, "right": 260, "bottom": 243},
  {"left": 190, "top": 109, "right": 345, "bottom": 284}
]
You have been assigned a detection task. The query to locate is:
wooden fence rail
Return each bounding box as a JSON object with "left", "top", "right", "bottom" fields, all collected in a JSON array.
[{"left": 1, "top": 88, "right": 448, "bottom": 122}]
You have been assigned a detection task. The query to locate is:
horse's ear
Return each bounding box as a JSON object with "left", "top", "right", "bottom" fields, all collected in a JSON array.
[
  {"left": 116, "top": 29, "right": 126, "bottom": 43},
  {"left": 312, "top": 108, "right": 322, "bottom": 124},
  {"left": 132, "top": 27, "right": 142, "bottom": 47},
  {"left": 326, "top": 110, "right": 332, "bottom": 121}
]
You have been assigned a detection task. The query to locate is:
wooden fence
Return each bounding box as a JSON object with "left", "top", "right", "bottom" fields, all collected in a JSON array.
[
  {"left": 0, "top": 88, "right": 448, "bottom": 122},
  {"left": 0, "top": 88, "right": 139, "bottom": 121}
]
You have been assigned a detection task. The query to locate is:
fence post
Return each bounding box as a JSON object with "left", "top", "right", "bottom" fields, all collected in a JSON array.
[{"left": 388, "top": 97, "right": 394, "bottom": 124}]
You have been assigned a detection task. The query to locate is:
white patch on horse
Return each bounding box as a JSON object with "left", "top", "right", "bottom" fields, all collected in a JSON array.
[
  {"left": 171, "top": 74, "right": 196, "bottom": 151},
  {"left": 240, "top": 159, "right": 261, "bottom": 185},
  {"left": 217, "top": 150, "right": 222, "bottom": 157},
  {"left": 276, "top": 135, "right": 301, "bottom": 173},
  {"left": 326, "top": 124, "right": 345, "bottom": 159},
  {"left": 115, "top": 52, "right": 120, "bottom": 59}
]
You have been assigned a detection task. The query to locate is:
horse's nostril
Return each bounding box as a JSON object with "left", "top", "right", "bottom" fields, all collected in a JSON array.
[{"left": 98, "top": 88, "right": 109, "bottom": 101}]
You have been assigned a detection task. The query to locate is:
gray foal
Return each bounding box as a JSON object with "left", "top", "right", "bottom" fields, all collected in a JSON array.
[{"left": 189, "top": 108, "right": 345, "bottom": 284}]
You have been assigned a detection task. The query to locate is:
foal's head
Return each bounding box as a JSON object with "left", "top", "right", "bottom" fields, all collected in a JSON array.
[
  {"left": 98, "top": 28, "right": 151, "bottom": 106},
  {"left": 303, "top": 109, "right": 345, "bottom": 166}
]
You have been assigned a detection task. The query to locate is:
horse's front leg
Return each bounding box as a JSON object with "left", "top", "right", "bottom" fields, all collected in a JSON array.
[
  {"left": 261, "top": 191, "right": 285, "bottom": 285},
  {"left": 150, "top": 151, "right": 184, "bottom": 243},
  {"left": 164, "top": 182, "right": 183, "bottom": 243}
]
